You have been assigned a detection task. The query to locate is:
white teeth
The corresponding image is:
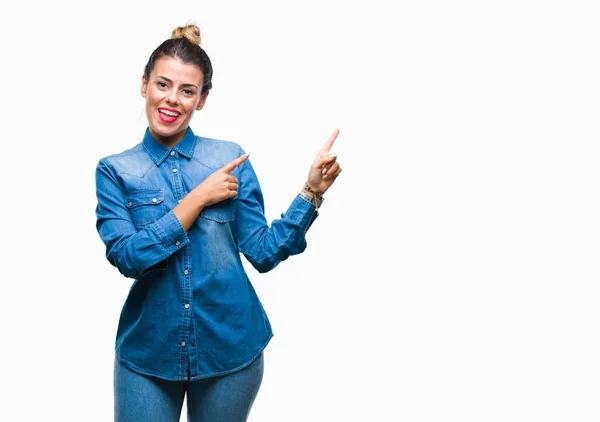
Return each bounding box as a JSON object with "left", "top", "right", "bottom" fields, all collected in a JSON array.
[{"left": 160, "top": 109, "right": 179, "bottom": 117}]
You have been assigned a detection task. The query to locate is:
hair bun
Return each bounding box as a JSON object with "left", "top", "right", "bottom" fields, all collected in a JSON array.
[{"left": 171, "top": 24, "right": 201, "bottom": 46}]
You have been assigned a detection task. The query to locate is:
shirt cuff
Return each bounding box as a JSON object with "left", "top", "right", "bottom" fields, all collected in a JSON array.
[
  {"left": 150, "top": 210, "right": 189, "bottom": 254},
  {"left": 285, "top": 194, "right": 319, "bottom": 230},
  {"left": 301, "top": 191, "right": 324, "bottom": 208}
]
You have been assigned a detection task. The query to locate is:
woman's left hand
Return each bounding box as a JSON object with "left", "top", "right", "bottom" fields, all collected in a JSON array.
[{"left": 306, "top": 129, "right": 342, "bottom": 194}]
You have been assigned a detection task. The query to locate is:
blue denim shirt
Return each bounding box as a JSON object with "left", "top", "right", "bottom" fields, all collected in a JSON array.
[{"left": 95, "top": 127, "right": 317, "bottom": 381}]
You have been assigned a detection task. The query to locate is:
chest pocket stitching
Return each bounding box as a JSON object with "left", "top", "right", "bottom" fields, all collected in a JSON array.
[
  {"left": 126, "top": 189, "right": 165, "bottom": 208},
  {"left": 200, "top": 197, "right": 237, "bottom": 223},
  {"left": 125, "top": 189, "right": 167, "bottom": 228}
]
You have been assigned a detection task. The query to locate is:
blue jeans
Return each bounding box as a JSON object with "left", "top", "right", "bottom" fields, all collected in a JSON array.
[{"left": 114, "top": 353, "right": 264, "bottom": 422}]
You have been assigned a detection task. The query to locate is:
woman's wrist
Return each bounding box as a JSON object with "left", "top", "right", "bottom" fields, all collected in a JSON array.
[
  {"left": 300, "top": 182, "right": 324, "bottom": 210},
  {"left": 304, "top": 181, "right": 319, "bottom": 193},
  {"left": 303, "top": 182, "right": 324, "bottom": 196}
]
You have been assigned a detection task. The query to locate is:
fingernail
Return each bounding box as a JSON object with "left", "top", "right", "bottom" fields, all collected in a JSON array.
[
  {"left": 322, "top": 168, "right": 327, "bottom": 175},
  {"left": 328, "top": 153, "right": 337, "bottom": 158}
]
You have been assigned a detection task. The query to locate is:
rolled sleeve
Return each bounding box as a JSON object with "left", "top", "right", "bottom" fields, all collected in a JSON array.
[
  {"left": 287, "top": 194, "right": 319, "bottom": 230},
  {"left": 150, "top": 210, "right": 189, "bottom": 254}
]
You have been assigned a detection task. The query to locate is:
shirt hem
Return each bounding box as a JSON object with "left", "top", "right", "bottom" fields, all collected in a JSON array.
[{"left": 115, "top": 332, "right": 273, "bottom": 382}]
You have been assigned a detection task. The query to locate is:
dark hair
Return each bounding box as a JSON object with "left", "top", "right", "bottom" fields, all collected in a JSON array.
[{"left": 143, "top": 24, "right": 213, "bottom": 94}]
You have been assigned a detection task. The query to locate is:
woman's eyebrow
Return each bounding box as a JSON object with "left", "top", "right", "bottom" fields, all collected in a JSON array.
[{"left": 155, "top": 75, "right": 199, "bottom": 89}]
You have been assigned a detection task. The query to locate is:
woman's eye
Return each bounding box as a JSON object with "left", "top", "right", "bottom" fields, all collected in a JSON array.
[
  {"left": 157, "top": 82, "right": 168, "bottom": 89},
  {"left": 183, "top": 89, "right": 195, "bottom": 96}
]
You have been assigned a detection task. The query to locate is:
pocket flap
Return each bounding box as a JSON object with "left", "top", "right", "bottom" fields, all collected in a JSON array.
[
  {"left": 200, "top": 197, "right": 236, "bottom": 223},
  {"left": 126, "top": 190, "right": 165, "bottom": 208}
]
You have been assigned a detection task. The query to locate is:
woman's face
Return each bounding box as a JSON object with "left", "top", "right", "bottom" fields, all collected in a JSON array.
[{"left": 141, "top": 56, "right": 207, "bottom": 147}]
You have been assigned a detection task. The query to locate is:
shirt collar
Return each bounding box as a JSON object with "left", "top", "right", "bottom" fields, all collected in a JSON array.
[{"left": 142, "top": 127, "right": 196, "bottom": 165}]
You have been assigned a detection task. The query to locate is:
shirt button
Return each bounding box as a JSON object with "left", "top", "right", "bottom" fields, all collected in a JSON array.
[
  {"left": 175, "top": 241, "right": 180, "bottom": 246},
  {"left": 170, "top": 151, "right": 175, "bottom": 156},
  {"left": 128, "top": 202, "right": 133, "bottom": 207},
  {"left": 172, "top": 168, "right": 178, "bottom": 173},
  {"left": 181, "top": 341, "right": 186, "bottom": 347},
  {"left": 191, "top": 340, "right": 195, "bottom": 346},
  {"left": 184, "top": 303, "right": 190, "bottom": 309},
  {"left": 184, "top": 269, "right": 189, "bottom": 275},
  {"left": 152, "top": 198, "right": 157, "bottom": 203},
  {"left": 178, "top": 199, "right": 182, "bottom": 203}
]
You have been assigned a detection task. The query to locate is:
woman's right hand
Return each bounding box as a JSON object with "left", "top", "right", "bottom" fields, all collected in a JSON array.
[
  {"left": 174, "top": 153, "right": 249, "bottom": 231},
  {"left": 193, "top": 153, "right": 250, "bottom": 208}
]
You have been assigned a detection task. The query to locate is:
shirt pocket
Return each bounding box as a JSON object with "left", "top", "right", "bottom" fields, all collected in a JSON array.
[
  {"left": 200, "top": 197, "right": 237, "bottom": 223},
  {"left": 126, "top": 189, "right": 168, "bottom": 229}
]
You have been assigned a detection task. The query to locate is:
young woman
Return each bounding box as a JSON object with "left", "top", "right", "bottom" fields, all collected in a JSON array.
[{"left": 95, "top": 23, "right": 342, "bottom": 421}]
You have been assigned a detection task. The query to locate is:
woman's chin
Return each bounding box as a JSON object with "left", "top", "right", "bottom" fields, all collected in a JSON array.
[{"left": 150, "top": 123, "right": 182, "bottom": 139}]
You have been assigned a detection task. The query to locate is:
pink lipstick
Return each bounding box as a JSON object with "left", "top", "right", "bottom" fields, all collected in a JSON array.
[{"left": 157, "top": 108, "right": 181, "bottom": 123}]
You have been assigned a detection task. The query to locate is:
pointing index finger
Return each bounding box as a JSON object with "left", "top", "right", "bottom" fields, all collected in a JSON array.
[
  {"left": 321, "top": 128, "right": 340, "bottom": 153},
  {"left": 223, "top": 153, "right": 250, "bottom": 173}
]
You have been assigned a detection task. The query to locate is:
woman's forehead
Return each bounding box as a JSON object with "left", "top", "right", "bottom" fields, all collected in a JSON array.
[{"left": 152, "top": 56, "right": 204, "bottom": 85}]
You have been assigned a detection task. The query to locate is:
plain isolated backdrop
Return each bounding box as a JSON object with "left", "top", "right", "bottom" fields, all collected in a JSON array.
[{"left": 1, "top": 1, "right": 599, "bottom": 421}]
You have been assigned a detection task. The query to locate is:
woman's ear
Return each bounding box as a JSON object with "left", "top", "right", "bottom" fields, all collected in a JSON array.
[
  {"left": 196, "top": 92, "right": 209, "bottom": 110},
  {"left": 141, "top": 76, "right": 148, "bottom": 99}
]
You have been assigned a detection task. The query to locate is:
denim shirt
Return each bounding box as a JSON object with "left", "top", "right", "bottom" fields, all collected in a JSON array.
[{"left": 95, "top": 127, "right": 317, "bottom": 381}]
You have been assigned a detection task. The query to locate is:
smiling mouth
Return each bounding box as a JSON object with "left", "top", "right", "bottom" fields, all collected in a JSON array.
[
  {"left": 159, "top": 108, "right": 181, "bottom": 117},
  {"left": 158, "top": 108, "right": 181, "bottom": 123}
]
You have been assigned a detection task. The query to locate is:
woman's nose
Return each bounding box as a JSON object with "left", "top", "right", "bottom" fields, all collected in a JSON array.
[{"left": 165, "top": 92, "right": 179, "bottom": 105}]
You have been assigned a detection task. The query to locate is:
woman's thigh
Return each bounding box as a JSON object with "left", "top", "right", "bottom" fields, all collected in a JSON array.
[
  {"left": 186, "top": 353, "right": 265, "bottom": 422},
  {"left": 114, "top": 358, "right": 185, "bottom": 422}
]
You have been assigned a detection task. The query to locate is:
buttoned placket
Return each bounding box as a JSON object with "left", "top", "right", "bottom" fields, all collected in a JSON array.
[{"left": 167, "top": 150, "right": 196, "bottom": 379}]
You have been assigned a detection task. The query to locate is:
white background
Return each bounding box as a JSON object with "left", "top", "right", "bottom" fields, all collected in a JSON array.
[{"left": 1, "top": 1, "right": 599, "bottom": 421}]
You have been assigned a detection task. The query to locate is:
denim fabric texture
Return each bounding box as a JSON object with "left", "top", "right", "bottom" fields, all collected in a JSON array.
[
  {"left": 114, "top": 352, "right": 264, "bottom": 422},
  {"left": 96, "top": 127, "right": 317, "bottom": 381}
]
